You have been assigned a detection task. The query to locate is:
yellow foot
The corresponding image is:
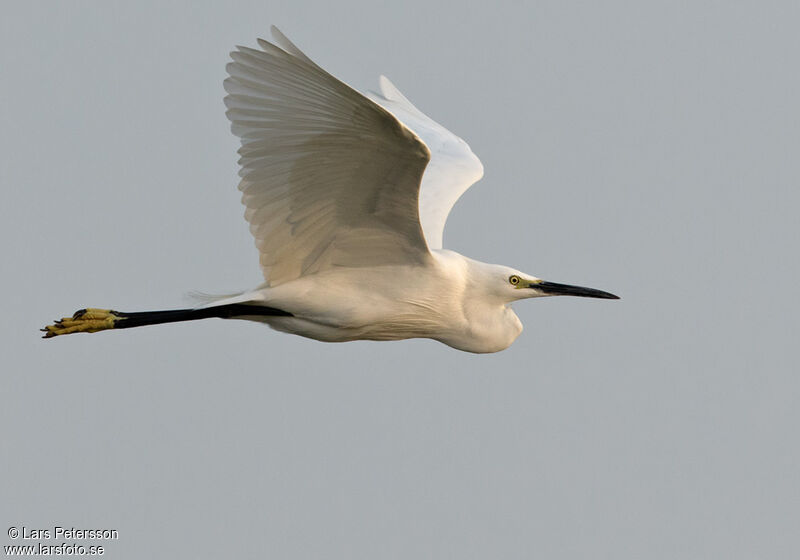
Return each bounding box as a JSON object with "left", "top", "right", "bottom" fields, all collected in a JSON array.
[{"left": 42, "top": 308, "right": 122, "bottom": 338}]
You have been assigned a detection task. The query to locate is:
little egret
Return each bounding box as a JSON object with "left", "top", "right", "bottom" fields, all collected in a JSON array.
[{"left": 43, "top": 27, "right": 618, "bottom": 353}]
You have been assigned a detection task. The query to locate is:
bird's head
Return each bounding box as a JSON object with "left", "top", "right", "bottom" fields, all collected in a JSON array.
[{"left": 479, "top": 263, "right": 620, "bottom": 304}]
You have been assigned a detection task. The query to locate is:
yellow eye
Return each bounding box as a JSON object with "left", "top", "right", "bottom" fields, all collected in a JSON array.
[{"left": 509, "top": 275, "right": 521, "bottom": 286}]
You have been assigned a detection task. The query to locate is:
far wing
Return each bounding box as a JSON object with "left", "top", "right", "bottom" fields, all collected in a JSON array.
[
  {"left": 225, "top": 28, "right": 432, "bottom": 286},
  {"left": 367, "top": 76, "right": 484, "bottom": 250}
]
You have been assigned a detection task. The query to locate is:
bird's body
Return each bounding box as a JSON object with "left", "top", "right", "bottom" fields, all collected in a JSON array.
[
  {"left": 222, "top": 251, "right": 524, "bottom": 353},
  {"left": 43, "top": 27, "right": 618, "bottom": 353}
]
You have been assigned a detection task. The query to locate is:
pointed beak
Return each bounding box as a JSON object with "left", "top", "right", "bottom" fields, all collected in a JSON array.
[{"left": 532, "top": 280, "right": 619, "bottom": 300}]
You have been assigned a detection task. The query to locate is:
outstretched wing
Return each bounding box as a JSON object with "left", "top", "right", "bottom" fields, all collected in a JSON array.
[
  {"left": 225, "top": 27, "right": 432, "bottom": 286},
  {"left": 367, "top": 76, "right": 484, "bottom": 250}
]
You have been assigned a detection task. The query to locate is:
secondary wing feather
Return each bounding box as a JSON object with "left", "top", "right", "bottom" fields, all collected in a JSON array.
[{"left": 225, "top": 27, "right": 432, "bottom": 286}]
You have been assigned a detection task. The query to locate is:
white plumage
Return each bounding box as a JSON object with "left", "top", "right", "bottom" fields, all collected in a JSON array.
[{"left": 215, "top": 27, "right": 617, "bottom": 352}]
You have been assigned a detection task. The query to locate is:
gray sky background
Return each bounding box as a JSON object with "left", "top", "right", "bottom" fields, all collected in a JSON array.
[{"left": 2, "top": 1, "right": 798, "bottom": 558}]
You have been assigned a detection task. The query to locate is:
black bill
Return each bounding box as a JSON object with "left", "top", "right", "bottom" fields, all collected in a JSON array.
[{"left": 535, "top": 281, "right": 619, "bottom": 299}]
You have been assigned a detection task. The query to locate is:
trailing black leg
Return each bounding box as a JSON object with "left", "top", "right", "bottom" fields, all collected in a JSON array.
[{"left": 42, "top": 304, "right": 292, "bottom": 338}]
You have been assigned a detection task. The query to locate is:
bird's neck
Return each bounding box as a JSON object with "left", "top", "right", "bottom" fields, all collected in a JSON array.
[
  {"left": 431, "top": 251, "right": 523, "bottom": 353},
  {"left": 458, "top": 300, "right": 523, "bottom": 353}
]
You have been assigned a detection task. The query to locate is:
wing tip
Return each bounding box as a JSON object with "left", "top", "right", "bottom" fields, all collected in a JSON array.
[
  {"left": 266, "top": 26, "right": 317, "bottom": 66},
  {"left": 378, "top": 75, "right": 402, "bottom": 101}
]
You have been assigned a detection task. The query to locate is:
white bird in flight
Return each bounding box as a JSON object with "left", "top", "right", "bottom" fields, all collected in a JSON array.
[{"left": 43, "top": 27, "right": 618, "bottom": 353}]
